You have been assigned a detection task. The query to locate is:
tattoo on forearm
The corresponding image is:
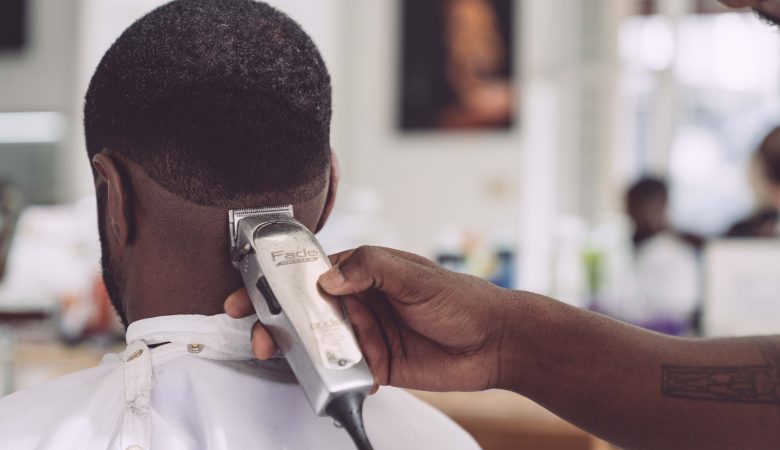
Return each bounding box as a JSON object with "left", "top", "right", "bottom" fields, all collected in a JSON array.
[{"left": 661, "top": 338, "right": 780, "bottom": 405}]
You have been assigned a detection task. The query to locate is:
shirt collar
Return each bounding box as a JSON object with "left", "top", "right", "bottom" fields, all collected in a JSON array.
[{"left": 126, "top": 314, "right": 257, "bottom": 360}]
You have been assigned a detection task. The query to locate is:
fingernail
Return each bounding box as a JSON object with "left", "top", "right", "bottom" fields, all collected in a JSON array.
[{"left": 319, "top": 264, "right": 346, "bottom": 288}]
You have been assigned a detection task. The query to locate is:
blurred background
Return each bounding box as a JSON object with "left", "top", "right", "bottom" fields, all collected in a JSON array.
[{"left": 1, "top": 0, "right": 779, "bottom": 449}]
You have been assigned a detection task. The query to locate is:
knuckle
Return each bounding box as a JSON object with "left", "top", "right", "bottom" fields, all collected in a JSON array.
[
  {"left": 349, "top": 245, "right": 380, "bottom": 273},
  {"left": 329, "top": 249, "right": 350, "bottom": 265},
  {"left": 349, "top": 245, "right": 389, "bottom": 291},
  {"left": 353, "top": 245, "right": 377, "bottom": 262}
]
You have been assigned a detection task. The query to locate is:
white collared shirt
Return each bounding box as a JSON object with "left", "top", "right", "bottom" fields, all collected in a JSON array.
[{"left": 0, "top": 314, "right": 480, "bottom": 450}]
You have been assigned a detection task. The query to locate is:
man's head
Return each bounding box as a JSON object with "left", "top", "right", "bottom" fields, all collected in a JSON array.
[
  {"left": 84, "top": 0, "right": 337, "bottom": 326},
  {"left": 752, "top": 126, "right": 780, "bottom": 206},
  {"left": 626, "top": 177, "right": 669, "bottom": 244},
  {"left": 719, "top": 0, "right": 780, "bottom": 26}
]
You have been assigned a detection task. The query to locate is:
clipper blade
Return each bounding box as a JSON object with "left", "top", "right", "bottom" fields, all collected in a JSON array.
[{"left": 229, "top": 205, "right": 294, "bottom": 250}]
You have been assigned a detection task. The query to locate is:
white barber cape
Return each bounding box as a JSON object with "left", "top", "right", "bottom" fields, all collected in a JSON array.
[{"left": 0, "top": 314, "right": 480, "bottom": 450}]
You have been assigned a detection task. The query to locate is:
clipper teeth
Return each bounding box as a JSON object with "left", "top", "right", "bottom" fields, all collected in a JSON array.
[
  {"left": 232, "top": 205, "right": 294, "bottom": 216},
  {"left": 229, "top": 205, "right": 294, "bottom": 249}
]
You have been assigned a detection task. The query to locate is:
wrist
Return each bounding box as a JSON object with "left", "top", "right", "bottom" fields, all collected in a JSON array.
[{"left": 487, "top": 288, "right": 528, "bottom": 391}]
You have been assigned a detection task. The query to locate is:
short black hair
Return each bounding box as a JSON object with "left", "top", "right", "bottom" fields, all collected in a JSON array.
[
  {"left": 754, "top": 7, "right": 780, "bottom": 29},
  {"left": 626, "top": 176, "right": 667, "bottom": 215},
  {"left": 84, "top": 0, "right": 332, "bottom": 207}
]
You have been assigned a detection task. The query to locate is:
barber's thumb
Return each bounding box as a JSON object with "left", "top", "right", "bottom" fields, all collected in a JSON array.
[
  {"left": 318, "top": 246, "right": 409, "bottom": 296},
  {"left": 319, "top": 264, "right": 349, "bottom": 293}
]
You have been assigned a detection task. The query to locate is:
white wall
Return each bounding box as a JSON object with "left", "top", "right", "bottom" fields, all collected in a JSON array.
[
  {"left": 0, "top": 0, "right": 78, "bottom": 112},
  {"left": 0, "top": 0, "right": 80, "bottom": 202},
  {"left": 517, "top": 0, "right": 631, "bottom": 295}
]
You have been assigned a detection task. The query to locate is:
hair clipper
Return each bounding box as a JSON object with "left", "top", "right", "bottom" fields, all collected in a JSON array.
[{"left": 229, "top": 206, "right": 374, "bottom": 449}]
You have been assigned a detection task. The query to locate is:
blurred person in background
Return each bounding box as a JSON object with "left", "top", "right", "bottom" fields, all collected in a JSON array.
[
  {"left": 627, "top": 177, "right": 673, "bottom": 248},
  {"left": 626, "top": 177, "right": 701, "bottom": 334},
  {"left": 728, "top": 126, "right": 780, "bottom": 237},
  {"left": 0, "top": 182, "right": 22, "bottom": 281},
  {"left": 598, "top": 177, "right": 701, "bottom": 335}
]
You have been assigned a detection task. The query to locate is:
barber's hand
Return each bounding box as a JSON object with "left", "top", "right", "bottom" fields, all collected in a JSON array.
[
  {"left": 224, "top": 246, "right": 512, "bottom": 392},
  {"left": 223, "top": 289, "right": 278, "bottom": 360},
  {"left": 320, "top": 246, "right": 513, "bottom": 392}
]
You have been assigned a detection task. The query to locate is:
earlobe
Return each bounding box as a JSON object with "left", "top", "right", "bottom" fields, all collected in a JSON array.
[
  {"left": 315, "top": 150, "right": 340, "bottom": 233},
  {"left": 92, "top": 153, "right": 133, "bottom": 245}
]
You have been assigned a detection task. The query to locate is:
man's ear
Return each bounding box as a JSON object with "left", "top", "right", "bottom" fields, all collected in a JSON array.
[
  {"left": 315, "top": 150, "right": 340, "bottom": 233},
  {"left": 92, "top": 152, "right": 133, "bottom": 245}
]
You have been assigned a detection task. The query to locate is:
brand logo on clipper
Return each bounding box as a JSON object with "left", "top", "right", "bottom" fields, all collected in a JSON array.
[{"left": 271, "top": 248, "right": 320, "bottom": 266}]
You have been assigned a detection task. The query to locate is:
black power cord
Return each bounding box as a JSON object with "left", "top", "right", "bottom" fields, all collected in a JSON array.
[{"left": 325, "top": 392, "right": 374, "bottom": 450}]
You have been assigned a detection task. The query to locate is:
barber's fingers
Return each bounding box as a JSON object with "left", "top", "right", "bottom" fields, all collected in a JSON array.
[
  {"left": 320, "top": 245, "right": 435, "bottom": 299},
  {"left": 326, "top": 249, "right": 355, "bottom": 266},
  {"left": 342, "top": 294, "right": 388, "bottom": 392},
  {"left": 328, "top": 246, "right": 437, "bottom": 269},
  {"left": 224, "top": 288, "right": 254, "bottom": 318},
  {"left": 224, "top": 289, "right": 278, "bottom": 359},
  {"left": 251, "top": 321, "right": 277, "bottom": 360}
]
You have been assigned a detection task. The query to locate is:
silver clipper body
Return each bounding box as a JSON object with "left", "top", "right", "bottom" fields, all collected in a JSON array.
[{"left": 229, "top": 206, "right": 374, "bottom": 416}]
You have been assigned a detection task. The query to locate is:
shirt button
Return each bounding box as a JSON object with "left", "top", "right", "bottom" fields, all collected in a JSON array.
[
  {"left": 187, "top": 343, "right": 205, "bottom": 354},
  {"left": 126, "top": 349, "right": 143, "bottom": 361}
]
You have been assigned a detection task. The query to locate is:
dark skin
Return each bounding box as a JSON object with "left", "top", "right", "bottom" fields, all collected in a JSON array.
[{"left": 92, "top": 149, "right": 340, "bottom": 325}]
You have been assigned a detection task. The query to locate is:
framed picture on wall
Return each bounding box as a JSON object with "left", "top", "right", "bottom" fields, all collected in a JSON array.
[
  {"left": 398, "top": 0, "right": 516, "bottom": 132},
  {"left": 0, "top": 0, "right": 27, "bottom": 52}
]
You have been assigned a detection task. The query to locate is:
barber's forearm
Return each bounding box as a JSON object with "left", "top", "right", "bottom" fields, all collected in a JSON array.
[{"left": 494, "top": 291, "right": 780, "bottom": 450}]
